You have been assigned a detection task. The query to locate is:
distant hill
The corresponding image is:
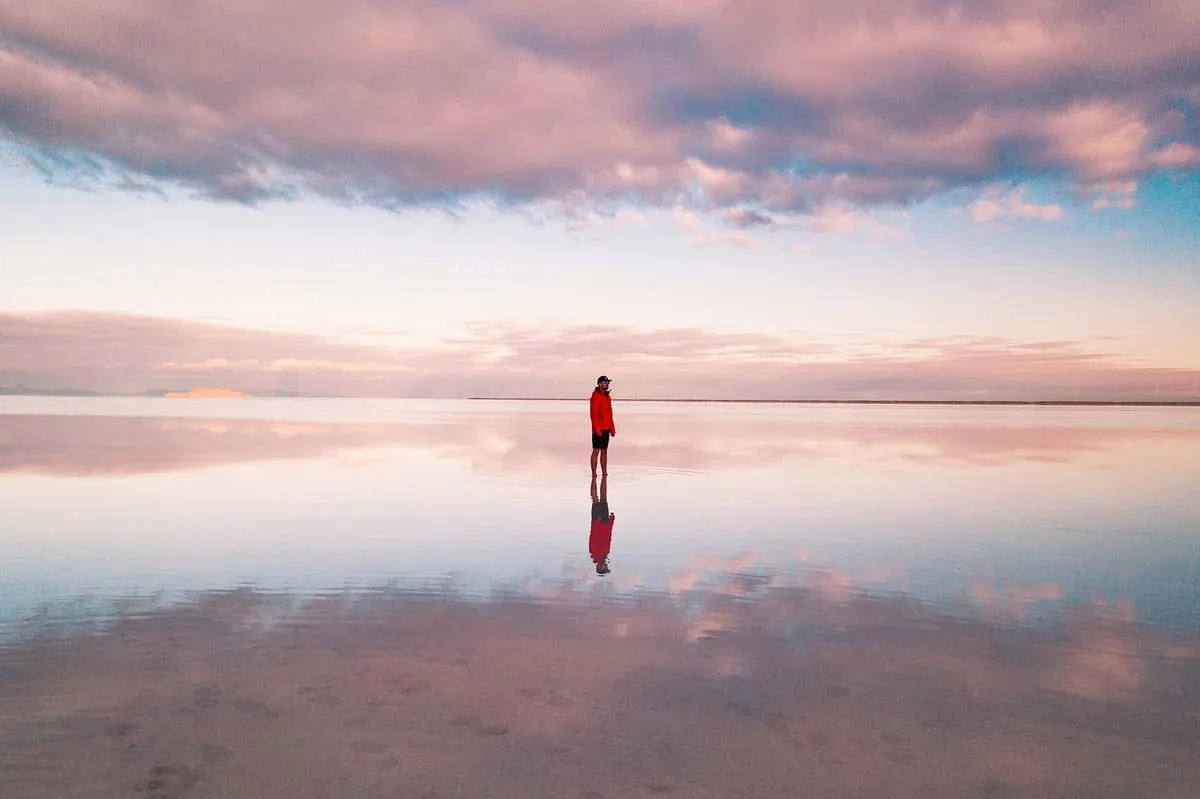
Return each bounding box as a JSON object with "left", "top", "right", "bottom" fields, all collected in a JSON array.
[
  {"left": 467, "top": 397, "right": 1200, "bottom": 406},
  {"left": 163, "top": 387, "right": 253, "bottom": 399}
]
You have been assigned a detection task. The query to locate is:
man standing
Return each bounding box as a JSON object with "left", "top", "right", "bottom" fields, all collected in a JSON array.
[{"left": 590, "top": 375, "right": 616, "bottom": 477}]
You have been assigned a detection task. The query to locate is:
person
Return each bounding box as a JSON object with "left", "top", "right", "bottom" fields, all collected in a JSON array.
[
  {"left": 589, "top": 375, "right": 616, "bottom": 478},
  {"left": 589, "top": 474, "right": 614, "bottom": 575}
]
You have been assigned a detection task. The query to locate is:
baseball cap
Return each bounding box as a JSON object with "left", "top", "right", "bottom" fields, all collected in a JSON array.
[{"left": 597, "top": 375, "right": 611, "bottom": 384}]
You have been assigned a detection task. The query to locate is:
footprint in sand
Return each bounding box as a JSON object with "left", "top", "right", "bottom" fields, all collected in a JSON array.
[
  {"left": 192, "top": 684, "right": 221, "bottom": 709},
  {"left": 400, "top": 681, "right": 432, "bottom": 696},
  {"left": 446, "top": 714, "right": 509, "bottom": 736},
  {"left": 232, "top": 698, "right": 282, "bottom": 719},
  {"left": 387, "top": 676, "right": 433, "bottom": 696},
  {"left": 475, "top": 723, "right": 510, "bottom": 737},
  {"left": 197, "top": 743, "right": 232, "bottom": 766},
  {"left": 105, "top": 720, "right": 138, "bottom": 738},
  {"left": 517, "top": 685, "right": 572, "bottom": 708},
  {"left": 135, "top": 762, "right": 197, "bottom": 797},
  {"left": 105, "top": 720, "right": 141, "bottom": 752},
  {"left": 297, "top": 685, "right": 341, "bottom": 706}
]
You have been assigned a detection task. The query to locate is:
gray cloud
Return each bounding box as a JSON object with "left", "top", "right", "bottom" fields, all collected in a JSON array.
[
  {"left": 2, "top": 311, "right": 1197, "bottom": 401},
  {"left": 1, "top": 0, "right": 1197, "bottom": 215}
]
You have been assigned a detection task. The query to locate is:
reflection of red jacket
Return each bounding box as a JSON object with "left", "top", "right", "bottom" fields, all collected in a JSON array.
[
  {"left": 590, "top": 389, "right": 615, "bottom": 435},
  {"left": 589, "top": 515, "right": 614, "bottom": 563}
]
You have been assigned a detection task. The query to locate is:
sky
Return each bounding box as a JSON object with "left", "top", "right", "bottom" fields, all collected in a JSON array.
[{"left": 1, "top": 0, "right": 1199, "bottom": 400}]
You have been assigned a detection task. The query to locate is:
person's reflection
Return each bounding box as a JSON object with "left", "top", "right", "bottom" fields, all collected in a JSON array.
[{"left": 589, "top": 475, "right": 615, "bottom": 576}]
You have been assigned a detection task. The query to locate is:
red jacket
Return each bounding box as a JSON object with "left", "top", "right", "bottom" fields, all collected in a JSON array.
[
  {"left": 590, "top": 388, "right": 615, "bottom": 435},
  {"left": 589, "top": 515, "right": 614, "bottom": 563}
]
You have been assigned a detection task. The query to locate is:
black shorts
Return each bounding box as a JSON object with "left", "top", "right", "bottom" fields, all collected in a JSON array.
[
  {"left": 591, "top": 430, "right": 611, "bottom": 450},
  {"left": 591, "top": 500, "right": 610, "bottom": 521}
]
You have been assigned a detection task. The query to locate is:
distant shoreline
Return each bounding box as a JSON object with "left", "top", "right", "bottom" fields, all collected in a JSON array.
[
  {"left": 467, "top": 397, "right": 1200, "bottom": 407},
  {"left": 1, "top": 390, "right": 1196, "bottom": 407}
]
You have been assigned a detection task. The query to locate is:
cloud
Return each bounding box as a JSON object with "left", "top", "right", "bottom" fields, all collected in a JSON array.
[
  {"left": 968, "top": 186, "right": 1063, "bottom": 223},
  {"left": 1, "top": 0, "right": 1198, "bottom": 216},
  {"left": 3, "top": 311, "right": 1199, "bottom": 402},
  {"left": 671, "top": 205, "right": 701, "bottom": 230},
  {"left": 674, "top": 204, "right": 772, "bottom": 246},
  {"left": 1089, "top": 180, "right": 1139, "bottom": 210},
  {"left": 971, "top": 581, "right": 1065, "bottom": 622},
  {"left": 0, "top": 310, "right": 482, "bottom": 397},
  {"left": 806, "top": 203, "right": 906, "bottom": 237},
  {"left": 723, "top": 208, "right": 776, "bottom": 229},
  {"left": 1146, "top": 142, "right": 1200, "bottom": 169},
  {"left": 697, "top": 229, "right": 765, "bottom": 248}
]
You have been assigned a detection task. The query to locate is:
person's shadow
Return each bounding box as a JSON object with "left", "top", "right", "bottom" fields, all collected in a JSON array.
[{"left": 589, "top": 475, "right": 615, "bottom": 576}]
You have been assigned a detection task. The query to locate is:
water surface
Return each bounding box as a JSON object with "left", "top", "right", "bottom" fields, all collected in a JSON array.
[
  {"left": 2, "top": 397, "right": 1197, "bottom": 632},
  {"left": 2, "top": 398, "right": 1199, "bottom": 797}
]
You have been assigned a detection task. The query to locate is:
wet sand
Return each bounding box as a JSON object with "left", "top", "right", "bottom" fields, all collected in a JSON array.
[{"left": 2, "top": 587, "right": 1198, "bottom": 799}]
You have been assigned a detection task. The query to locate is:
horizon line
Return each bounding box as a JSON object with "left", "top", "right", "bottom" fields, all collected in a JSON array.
[
  {"left": 1, "top": 389, "right": 1197, "bottom": 407},
  {"left": 467, "top": 397, "right": 1200, "bottom": 407}
]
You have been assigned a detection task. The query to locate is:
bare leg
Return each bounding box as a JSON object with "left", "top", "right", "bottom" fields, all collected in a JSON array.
[
  {"left": 590, "top": 449, "right": 599, "bottom": 477},
  {"left": 600, "top": 449, "right": 608, "bottom": 477}
]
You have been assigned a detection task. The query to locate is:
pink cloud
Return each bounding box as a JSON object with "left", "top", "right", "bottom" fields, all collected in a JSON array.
[
  {"left": 3, "top": 311, "right": 1199, "bottom": 402},
  {"left": 968, "top": 186, "right": 1063, "bottom": 223},
  {"left": 1147, "top": 142, "right": 1200, "bottom": 169},
  {"left": 0, "top": 0, "right": 1196, "bottom": 213}
]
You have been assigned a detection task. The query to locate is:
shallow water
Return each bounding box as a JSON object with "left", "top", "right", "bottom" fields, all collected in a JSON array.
[
  {"left": 1, "top": 398, "right": 1198, "bottom": 797},
  {"left": 3, "top": 397, "right": 1198, "bottom": 633}
]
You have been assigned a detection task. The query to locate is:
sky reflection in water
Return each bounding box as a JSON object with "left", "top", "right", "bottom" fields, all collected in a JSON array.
[{"left": 1, "top": 397, "right": 1198, "bottom": 634}]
